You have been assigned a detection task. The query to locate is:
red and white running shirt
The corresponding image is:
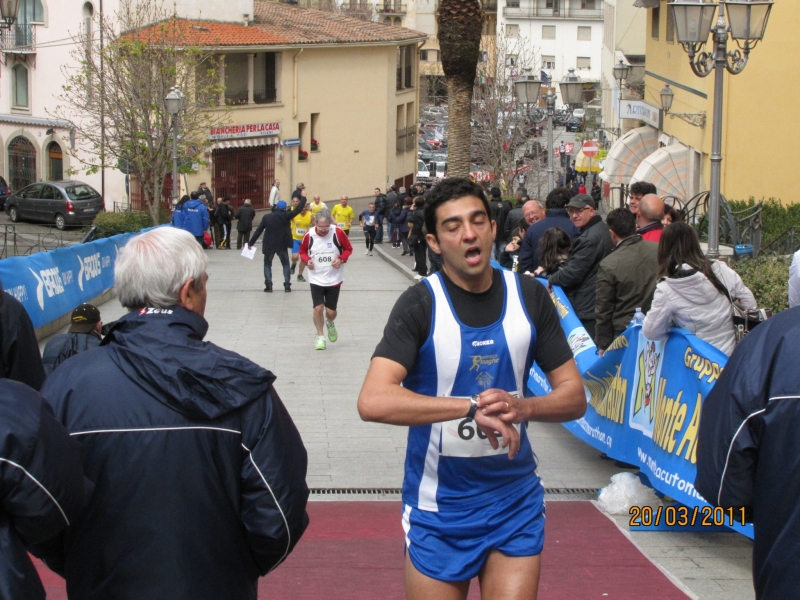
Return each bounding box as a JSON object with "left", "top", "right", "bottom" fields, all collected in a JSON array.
[{"left": 299, "top": 226, "right": 353, "bottom": 287}]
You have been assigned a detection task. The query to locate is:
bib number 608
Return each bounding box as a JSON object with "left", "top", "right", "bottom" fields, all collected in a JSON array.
[
  {"left": 317, "top": 255, "right": 333, "bottom": 263},
  {"left": 457, "top": 418, "right": 488, "bottom": 441}
]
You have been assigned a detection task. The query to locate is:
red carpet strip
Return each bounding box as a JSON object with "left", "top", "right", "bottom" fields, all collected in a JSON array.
[{"left": 34, "top": 501, "right": 690, "bottom": 599}]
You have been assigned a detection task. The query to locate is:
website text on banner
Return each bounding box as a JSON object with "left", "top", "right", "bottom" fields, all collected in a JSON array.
[
  {"left": 526, "top": 281, "right": 752, "bottom": 538},
  {"left": 0, "top": 232, "right": 135, "bottom": 330}
]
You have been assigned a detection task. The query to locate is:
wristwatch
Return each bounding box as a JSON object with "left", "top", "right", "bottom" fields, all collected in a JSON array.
[{"left": 467, "top": 394, "right": 479, "bottom": 419}]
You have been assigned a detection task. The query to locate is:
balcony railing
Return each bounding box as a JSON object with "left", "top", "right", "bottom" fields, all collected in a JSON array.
[
  {"left": 378, "top": 2, "right": 407, "bottom": 14},
  {"left": 224, "top": 88, "right": 278, "bottom": 106},
  {"left": 502, "top": 4, "right": 603, "bottom": 19},
  {"left": 482, "top": 1, "right": 498, "bottom": 11},
  {"left": 1, "top": 24, "right": 35, "bottom": 53}
]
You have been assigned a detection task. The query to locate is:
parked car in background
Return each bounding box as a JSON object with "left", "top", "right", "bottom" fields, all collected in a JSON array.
[
  {"left": 566, "top": 118, "right": 584, "bottom": 132},
  {"left": 417, "top": 160, "right": 431, "bottom": 179},
  {"left": 418, "top": 141, "right": 434, "bottom": 152},
  {"left": 0, "top": 176, "right": 11, "bottom": 211},
  {"left": 4, "top": 180, "right": 104, "bottom": 229}
]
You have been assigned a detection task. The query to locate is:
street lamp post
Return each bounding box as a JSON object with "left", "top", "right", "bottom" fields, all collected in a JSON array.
[
  {"left": 612, "top": 59, "right": 630, "bottom": 138},
  {"left": 165, "top": 86, "right": 186, "bottom": 206},
  {"left": 515, "top": 68, "right": 584, "bottom": 192},
  {"left": 671, "top": 0, "right": 772, "bottom": 258}
]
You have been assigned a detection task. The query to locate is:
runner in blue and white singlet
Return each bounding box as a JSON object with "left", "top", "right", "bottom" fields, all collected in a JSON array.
[
  {"left": 402, "top": 269, "right": 538, "bottom": 512},
  {"left": 359, "top": 179, "right": 585, "bottom": 598}
]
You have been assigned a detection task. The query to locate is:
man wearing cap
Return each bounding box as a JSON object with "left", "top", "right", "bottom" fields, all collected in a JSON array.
[
  {"left": 248, "top": 196, "right": 308, "bottom": 292},
  {"left": 197, "top": 182, "right": 213, "bottom": 205},
  {"left": 41, "top": 303, "right": 103, "bottom": 376},
  {"left": 546, "top": 194, "right": 614, "bottom": 341}
]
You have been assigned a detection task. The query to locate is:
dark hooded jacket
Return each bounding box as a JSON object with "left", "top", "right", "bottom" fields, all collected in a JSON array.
[
  {"left": 0, "top": 286, "right": 46, "bottom": 390},
  {"left": 40, "top": 307, "right": 309, "bottom": 600},
  {"left": 0, "top": 379, "right": 87, "bottom": 600},
  {"left": 41, "top": 331, "right": 102, "bottom": 377},
  {"left": 696, "top": 307, "right": 800, "bottom": 600}
]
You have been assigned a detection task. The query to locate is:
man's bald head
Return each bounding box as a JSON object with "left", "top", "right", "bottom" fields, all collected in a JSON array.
[
  {"left": 523, "top": 200, "right": 544, "bottom": 224},
  {"left": 638, "top": 194, "right": 664, "bottom": 226}
]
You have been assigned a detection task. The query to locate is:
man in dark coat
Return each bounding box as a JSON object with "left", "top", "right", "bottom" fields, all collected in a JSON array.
[
  {"left": 373, "top": 187, "right": 388, "bottom": 244},
  {"left": 547, "top": 194, "right": 614, "bottom": 341},
  {"left": 235, "top": 199, "right": 256, "bottom": 250},
  {"left": 41, "top": 303, "right": 103, "bottom": 376},
  {"left": 197, "top": 182, "right": 213, "bottom": 205},
  {"left": 0, "top": 379, "right": 87, "bottom": 600},
  {"left": 215, "top": 197, "right": 234, "bottom": 249},
  {"left": 518, "top": 187, "right": 578, "bottom": 273},
  {"left": 40, "top": 227, "right": 309, "bottom": 600},
  {"left": 248, "top": 196, "right": 308, "bottom": 292},
  {"left": 696, "top": 307, "right": 800, "bottom": 600},
  {"left": 0, "top": 280, "right": 45, "bottom": 390},
  {"left": 594, "top": 209, "right": 658, "bottom": 352}
]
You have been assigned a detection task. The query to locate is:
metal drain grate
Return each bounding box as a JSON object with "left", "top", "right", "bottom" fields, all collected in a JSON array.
[{"left": 309, "top": 487, "right": 600, "bottom": 500}]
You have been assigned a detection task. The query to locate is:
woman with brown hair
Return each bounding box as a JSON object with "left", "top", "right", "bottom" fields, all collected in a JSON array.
[
  {"left": 534, "top": 228, "right": 572, "bottom": 277},
  {"left": 642, "top": 222, "right": 756, "bottom": 355}
]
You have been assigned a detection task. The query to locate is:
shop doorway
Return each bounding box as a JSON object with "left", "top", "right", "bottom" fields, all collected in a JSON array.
[
  {"left": 9, "top": 136, "right": 36, "bottom": 190},
  {"left": 212, "top": 144, "right": 275, "bottom": 209}
]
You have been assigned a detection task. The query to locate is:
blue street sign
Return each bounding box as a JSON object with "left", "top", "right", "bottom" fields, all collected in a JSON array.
[{"left": 282, "top": 138, "right": 301, "bottom": 147}]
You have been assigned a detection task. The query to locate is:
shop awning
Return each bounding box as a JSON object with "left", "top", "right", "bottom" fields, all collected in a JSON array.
[
  {"left": 598, "top": 126, "right": 658, "bottom": 185},
  {"left": 210, "top": 136, "right": 280, "bottom": 151},
  {"left": 630, "top": 143, "right": 689, "bottom": 201}
]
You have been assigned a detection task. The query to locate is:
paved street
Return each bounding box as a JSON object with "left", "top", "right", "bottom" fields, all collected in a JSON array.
[{"left": 42, "top": 231, "right": 755, "bottom": 600}]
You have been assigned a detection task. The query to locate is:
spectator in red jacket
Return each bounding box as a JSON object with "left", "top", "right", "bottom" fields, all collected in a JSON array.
[{"left": 637, "top": 194, "right": 665, "bottom": 243}]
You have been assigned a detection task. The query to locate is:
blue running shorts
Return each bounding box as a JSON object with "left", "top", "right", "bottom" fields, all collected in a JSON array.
[
  {"left": 402, "top": 480, "right": 545, "bottom": 582},
  {"left": 292, "top": 239, "right": 302, "bottom": 254}
]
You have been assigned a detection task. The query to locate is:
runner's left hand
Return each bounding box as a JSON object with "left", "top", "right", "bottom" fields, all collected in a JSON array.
[
  {"left": 477, "top": 389, "right": 527, "bottom": 424},
  {"left": 332, "top": 258, "right": 342, "bottom": 268}
]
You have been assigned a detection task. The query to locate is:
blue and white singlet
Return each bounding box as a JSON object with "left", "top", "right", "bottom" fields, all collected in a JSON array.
[{"left": 401, "top": 269, "right": 540, "bottom": 512}]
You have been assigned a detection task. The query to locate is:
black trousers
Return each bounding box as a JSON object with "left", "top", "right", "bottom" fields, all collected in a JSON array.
[
  {"left": 412, "top": 241, "right": 428, "bottom": 276},
  {"left": 364, "top": 229, "right": 376, "bottom": 251},
  {"left": 237, "top": 230, "right": 251, "bottom": 250}
]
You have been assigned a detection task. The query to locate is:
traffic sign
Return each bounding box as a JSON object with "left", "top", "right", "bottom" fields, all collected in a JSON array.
[
  {"left": 282, "top": 138, "right": 301, "bottom": 147},
  {"left": 582, "top": 140, "right": 599, "bottom": 158}
]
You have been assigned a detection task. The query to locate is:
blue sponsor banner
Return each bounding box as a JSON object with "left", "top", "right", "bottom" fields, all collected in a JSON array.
[
  {"left": 528, "top": 282, "right": 753, "bottom": 537},
  {"left": 0, "top": 232, "right": 135, "bottom": 330}
]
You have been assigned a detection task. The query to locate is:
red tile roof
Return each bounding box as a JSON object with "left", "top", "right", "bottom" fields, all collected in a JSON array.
[
  {"left": 251, "top": 1, "right": 426, "bottom": 45},
  {"left": 130, "top": 3, "right": 426, "bottom": 48}
]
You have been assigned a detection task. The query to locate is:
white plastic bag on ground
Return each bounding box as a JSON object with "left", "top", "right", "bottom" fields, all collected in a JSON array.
[{"left": 597, "top": 472, "right": 656, "bottom": 515}]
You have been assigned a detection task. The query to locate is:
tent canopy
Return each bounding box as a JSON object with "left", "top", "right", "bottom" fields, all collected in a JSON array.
[
  {"left": 630, "top": 143, "right": 689, "bottom": 202},
  {"left": 599, "top": 126, "right": 658, "bottom": 185}
]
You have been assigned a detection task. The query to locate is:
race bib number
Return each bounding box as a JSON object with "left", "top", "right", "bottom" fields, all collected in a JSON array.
[
  {"left": 336, "top": 222, "right": 346, "bottom": 228},
  {"left": 366, "top": 216, "right": 375, "bottom": 226},
  {"left": 440, "top": 418, "right": 521, "bottom": 458},
  {"left": 315, "top": 251, "right": 335, "bottom": 266},
  {"left": 296, "top": 227, "right": 307, "bottom": 236}
]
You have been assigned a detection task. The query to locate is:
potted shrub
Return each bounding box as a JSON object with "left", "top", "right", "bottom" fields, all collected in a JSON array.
[
  {"left": 298, "top": 149, "right": 308, "bottom": 161},
  {"left": 311, "top": 139, "right": 319, "bottom": 151}
]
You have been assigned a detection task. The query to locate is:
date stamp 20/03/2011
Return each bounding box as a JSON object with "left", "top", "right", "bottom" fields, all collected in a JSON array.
[{"left": 629, "top": 505, "right": 746, "bottom": 529}]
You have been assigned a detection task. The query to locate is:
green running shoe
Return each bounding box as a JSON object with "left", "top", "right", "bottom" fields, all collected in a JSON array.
[
  {"left": 315, "top": 336, "right": 326, "bottom": 350},
  {"left": 326, "top": 321, "right": 338, "bottom": 342}
]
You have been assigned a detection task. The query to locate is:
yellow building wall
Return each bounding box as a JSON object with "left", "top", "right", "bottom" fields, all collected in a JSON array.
[
  {"left": 644, "top": 1, "right": 798, "bottom": 203},
  {"left": 189, "top": 44, "right": 420, "bottom": 203}
]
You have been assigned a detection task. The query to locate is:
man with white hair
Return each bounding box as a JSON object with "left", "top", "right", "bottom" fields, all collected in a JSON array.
[
  {"left": 40, "top": 227, "right": 309, "bottom": 600},
  {"left": 299, "top": 209, "right": 353, "bottom": 350}
]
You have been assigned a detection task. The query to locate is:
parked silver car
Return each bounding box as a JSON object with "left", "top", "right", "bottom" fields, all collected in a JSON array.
[{"left": 5, "top": 180, "right": 104, "bottom": 229}]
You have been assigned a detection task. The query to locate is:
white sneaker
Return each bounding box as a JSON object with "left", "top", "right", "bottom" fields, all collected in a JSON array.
[
  {"left": 369, "top": 251, "right": 373, "bottom": 256},
  {"left": 364, "top": 249, "right": 369, "bottom": 255}
]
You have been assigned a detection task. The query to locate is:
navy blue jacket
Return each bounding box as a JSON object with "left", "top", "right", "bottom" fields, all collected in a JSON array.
[
  {"left": 173, "top": 199, "right": 209, "bottom": 236},
  {"left": 40, "top": 307, "right": 309, "bottom": 600},
  {"left": 0, "top": 380, "right": 88, "bottom": 600},
  {"left": 696, "top": 307, "right": 800, "bottom": 600},
  {"left": 517, "top": 209, "right": 579, "bottom": 273},
  {"left": 0, "top": 287, "right": 45, "bottom": 390},
  {"left": 41, "top": 331, "right": 101, "bottom": 377}
]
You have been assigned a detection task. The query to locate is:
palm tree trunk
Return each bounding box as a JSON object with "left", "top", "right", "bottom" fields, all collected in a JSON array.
[
  {"left": 437, "top": 0, "right": 483, "bottom": 179},
  {"left": 447, "top": 79, "right": 473, "bottom": 177}
]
